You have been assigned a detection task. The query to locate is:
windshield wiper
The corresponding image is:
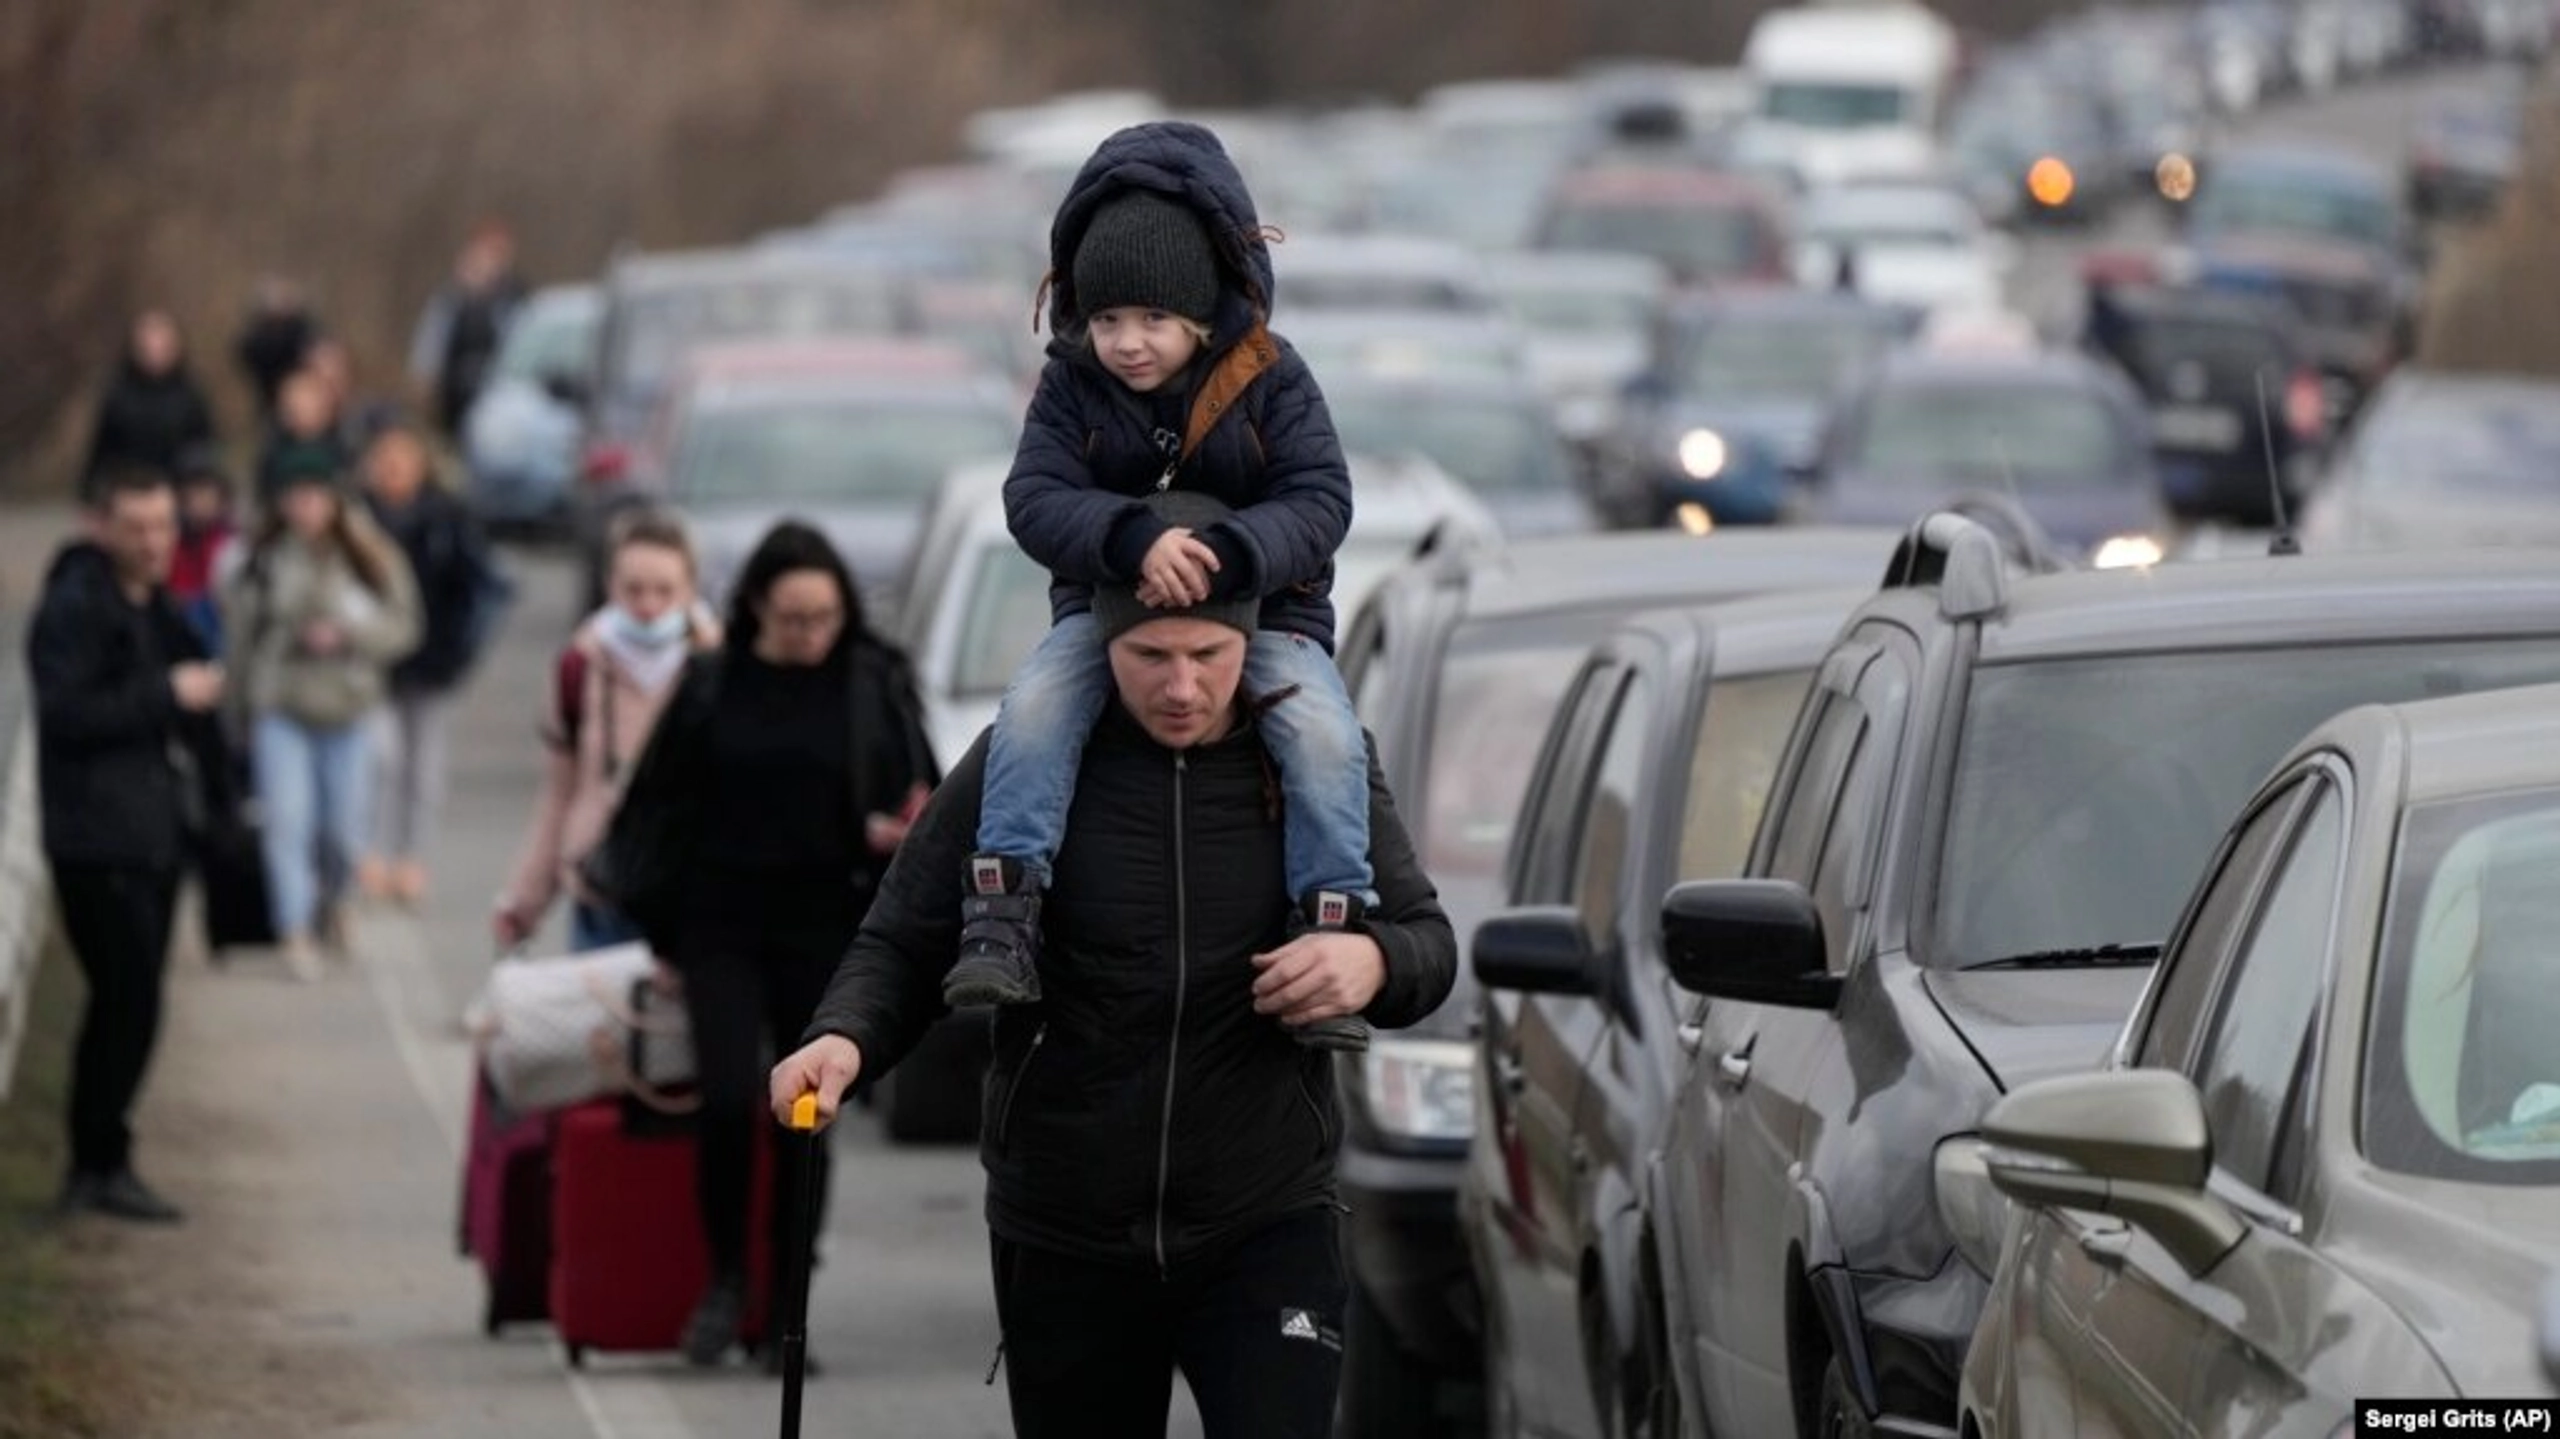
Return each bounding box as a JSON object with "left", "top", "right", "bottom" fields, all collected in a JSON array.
[{"left": 1964, "top": 942, "right": 2163, "bottom": 972}]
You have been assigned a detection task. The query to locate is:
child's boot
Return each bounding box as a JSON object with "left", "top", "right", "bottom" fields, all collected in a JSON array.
[
  {"left": 1288, "top": 890, "right": 1374, "bottom": 1053},
  {"left": 945, "top": 855, "right": 1045, "bottom": 1007}
]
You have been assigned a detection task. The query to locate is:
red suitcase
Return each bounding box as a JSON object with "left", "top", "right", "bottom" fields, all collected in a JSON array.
[
  {"left": 460, "top": 1064, "right": 555, "bottom": 1334},
  {"left": 548, "top": 1096, "right": 775, "bottom": 1365}
]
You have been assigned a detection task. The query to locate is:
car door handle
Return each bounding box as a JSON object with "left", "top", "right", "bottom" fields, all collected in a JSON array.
[
  {"left": 1676, "top": 1022, "right": 1704, "bottom": 1054},
  {"left": 1493, "top": 1053, "right": 1527, "bottom": 1097},
  {"left": 2077, "top": 1227, "right": 2132, "bottom": 1268},
  {"left": 1716, "top": 1049, "right": 1752, "bottom": 1089}
]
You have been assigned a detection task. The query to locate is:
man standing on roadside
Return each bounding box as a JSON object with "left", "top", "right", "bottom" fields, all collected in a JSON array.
[
  {"left": 28, "top": 464, "right": 230, "bottom": 1223},
  {"left": 769, "top": 497, "right": 1456, "bottom": 1438}
]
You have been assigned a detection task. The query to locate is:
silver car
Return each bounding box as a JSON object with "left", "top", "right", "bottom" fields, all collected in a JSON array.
[{"left": 1963, "top": 682, "right": 2560, "bottom": 1435}]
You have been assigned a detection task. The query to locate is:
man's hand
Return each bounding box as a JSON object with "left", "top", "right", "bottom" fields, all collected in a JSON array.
[
  {"left": 1139, "top": 527, "right": 1219, "bottom": 607},
  {"left": 770, "top": 1033, "right": 864, "bottom": 1131},
  {"left": 167, "top": 661, "right": 224, "bottom": 713},
  {"left": 1250, "top": 931, "right": 1386, "bottom": 1028},
  {"left": 491, "top": 902, "right": 532, "bottom": 951}
]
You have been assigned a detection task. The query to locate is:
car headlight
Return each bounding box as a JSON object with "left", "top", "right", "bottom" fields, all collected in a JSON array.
[
  {"left": 2091, "top": 533, "right": 2165, "bottom": 569},
  {"left": 1934, "top": 1135, "right": 2016, "bottom": 1277},
  {"left": 1359, "top": 1038, "right": 1476, "bottom": 1143},
  {"left": 1677, "top": 427, "right": 1729, "bottom": 480}
]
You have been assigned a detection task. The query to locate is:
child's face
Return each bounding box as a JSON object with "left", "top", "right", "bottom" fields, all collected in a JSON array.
[
  {"left": 1089, "top": 308, "right": 1203, "bottom": 393},
  {"left": 179, "top": 481, "right": 227, "bottom": 527}
]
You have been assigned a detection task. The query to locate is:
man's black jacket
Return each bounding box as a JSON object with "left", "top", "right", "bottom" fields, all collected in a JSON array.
[
  {"left": 805, "top": 702, "right": 1456, "bottom": 1271},
  {"left": 27, "top": 542, "right": 229, "bottom": 870}
]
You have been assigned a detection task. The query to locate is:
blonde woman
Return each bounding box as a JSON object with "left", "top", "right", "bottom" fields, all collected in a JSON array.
[
  {"left": 493, "top": 508, "right": 717, "bottom": 954},
  {"left": 224, "top": 460, "right": 420, "bottom": 980}
]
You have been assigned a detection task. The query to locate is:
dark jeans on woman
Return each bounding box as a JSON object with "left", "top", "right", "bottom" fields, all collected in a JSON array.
[
  {"left": 990, "top": 1209, "right": 1349, "bottom": 1439},
  {"left": 52, "top": 862, "right": 181, "bottom": 1179},
  {"left": 678, "top": 907, "right": 853, "bottom": 1292}
]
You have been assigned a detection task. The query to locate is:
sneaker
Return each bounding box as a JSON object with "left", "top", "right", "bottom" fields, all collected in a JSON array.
[
  {"left": 943, "top": 856, "right": 1044, "bottom": 1008},
  {"left": 1288, "top": 891, "right": 1374, "bottom": 1054},
  {"left": 280, "top": 934, "right": 325, "bottom": 984},
  {"left": 681, "top": 1269, "right": 747, "bottom": 1366},
  {"left": 82, "top": 1169, "right": 185, "bottom": 1224}
]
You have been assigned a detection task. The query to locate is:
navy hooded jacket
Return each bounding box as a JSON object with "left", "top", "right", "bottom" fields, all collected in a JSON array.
[{"left": 1004, "top": 122, "right": 1354, "bottom": 651}]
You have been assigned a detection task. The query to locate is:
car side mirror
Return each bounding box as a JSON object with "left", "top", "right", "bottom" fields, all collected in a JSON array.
[
  {"left": 1473, "top": 906, "right": 1604, "bottom": 998},
  {"left": 1982, "top": 1069, "right": 2245, "bottom": 1277},
  {"left": 1661, "top": 880, "right": 1840, "bottom": 1010}
]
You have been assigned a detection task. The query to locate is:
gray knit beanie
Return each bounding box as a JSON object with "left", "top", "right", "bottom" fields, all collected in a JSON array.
[
  {"left": 1073, "top": 190, "right": 1221, "bottom": 325},
  {"left": 1091, "top": 490, "right": 1259, "bottom": 644}
]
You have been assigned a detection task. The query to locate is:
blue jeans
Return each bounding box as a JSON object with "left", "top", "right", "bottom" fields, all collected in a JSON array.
[
  {"left": 252, "top": 712, "right": 372, "bottom": 940},
  {"left": 978, "top": 615, "right": 1375, "bottom": 901},
  {"left": 571, "top": 902, "right": 642, "bottom": 953}
]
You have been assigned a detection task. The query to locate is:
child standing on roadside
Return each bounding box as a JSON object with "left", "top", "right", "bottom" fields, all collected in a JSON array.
[{"left": 943, "top": 121, "right": 1381, "bottom": 1053}]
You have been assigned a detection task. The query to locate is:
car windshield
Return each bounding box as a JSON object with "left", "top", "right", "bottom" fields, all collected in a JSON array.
[
  {"left": 1762, "top": 81, "right": 1908, "bottom": 128},
  {"left": 2190, "top": 170, "right": 2398, "bottom": 251},
  {"left": 1290, "top": 273, "right": 1483, "bottom": 313},
  {"left": 1851, "top": 380, "right": 2125, "bottom": 486},
  {"left": 1543, "top": 200, "right": 1771, "bottom": 282},
  {"left": 491, "top": 301, "right": 598, "bottom": 384},
  {"left": 1499, "top": 283, "right": 1658, "bottom": 336},
  {"left": 1935, "top": 639, "right": 2560, "bottom": 969},
  {"left": 1805, "top": 194, "right": 1973, "bottom": 249},
  {"left": 2366, "top": 787, "right": 2560, "bottom": 1186},
  {"left": 1682, "top": 313, "right": 1903, "bottom": 397},
  {"left": 671, "top": 399, "right": 1014, "bottom": 505},
  {"left": 1421, "top": 616, "right": 1601, "bottom": 937},
  {"left": 2348, "top": 385, "right": 2560, "bottom": 494},
  {"left": 2122, "top": 313, "right": 2289, "bottom": 394},
  {"left": 611, "top": 276, "right": 905, "bottom": 398},
  {"left": 1327, "top": 390, "right": 1573, "bottom": 496},
  {"left": 953, "top": 542, "right": 1053, "bottom": 697}
]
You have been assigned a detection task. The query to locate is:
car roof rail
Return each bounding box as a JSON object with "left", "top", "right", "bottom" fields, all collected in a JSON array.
[{"left": 1881, "top": 509, "right": 2012, "bottom": 620}]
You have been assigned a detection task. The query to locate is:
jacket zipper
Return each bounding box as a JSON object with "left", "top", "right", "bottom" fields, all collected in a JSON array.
[
  {"left": 1154, "top": 751, "right": 1190, "bottom": 1276},
  {"left": 994, "top": 1023, "right": 1047, "bottom": 1150}
]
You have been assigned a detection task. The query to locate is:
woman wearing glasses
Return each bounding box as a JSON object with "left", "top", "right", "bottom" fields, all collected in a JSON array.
[{"left": 592, "top": 518, "right": 938, "bottom": 1369}]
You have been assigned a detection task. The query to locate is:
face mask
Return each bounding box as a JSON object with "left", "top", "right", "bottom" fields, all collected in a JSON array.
[{"left": 603, "top": 604, "right": 689, "bottom": 650}]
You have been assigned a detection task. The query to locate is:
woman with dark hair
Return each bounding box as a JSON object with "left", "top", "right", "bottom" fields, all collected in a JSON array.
[
  {"left": 592, "top": 518, "right": 937, "bottom": 1369},
  {"left": 222, "top": 459, "right": 421, "bottom": 981}
]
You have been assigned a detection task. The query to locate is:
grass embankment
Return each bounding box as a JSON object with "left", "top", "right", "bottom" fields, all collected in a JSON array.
[{"left": 0, "top": 936, "right": 130, "bottom": 1439}]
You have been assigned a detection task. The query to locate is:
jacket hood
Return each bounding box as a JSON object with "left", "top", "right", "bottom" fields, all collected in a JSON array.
[
  {"left": 42, "top": 540, "right": 124, "bottom": 602},
  {"left": 1046, "top": 122, "right": 1276, "bottom": 348}
]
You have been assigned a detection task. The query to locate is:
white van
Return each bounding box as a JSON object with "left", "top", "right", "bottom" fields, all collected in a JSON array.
[{"left": 1736, "top": 2, "right": 1960, "bottom": 189}]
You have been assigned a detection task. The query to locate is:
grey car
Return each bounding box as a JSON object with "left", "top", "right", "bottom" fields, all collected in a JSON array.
[
  {"left": 1963, "top": 682, "right": 2560, "bottom": 1435},
  {"left": 462, "top": 282, "right": 598, "bottom": 536},
  {"left": 2300, "top": 369, "right": 2560, "bottom": 552},
  {"left": 1642, "top": 520, "right": 2560, "bottom": 1437}
]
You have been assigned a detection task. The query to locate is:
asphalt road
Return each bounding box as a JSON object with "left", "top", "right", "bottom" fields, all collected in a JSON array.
[{"left": 0, "top": 57, "right": 2516, "bottom": 1439}]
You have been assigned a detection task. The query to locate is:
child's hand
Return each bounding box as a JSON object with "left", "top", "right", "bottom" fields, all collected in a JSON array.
[{"left": 1141, "top": 527, "right": 1219, "bottom": 606}]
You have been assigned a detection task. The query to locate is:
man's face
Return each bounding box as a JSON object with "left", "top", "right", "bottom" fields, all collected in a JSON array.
[
  {"left": 1108, "top": 615, "right": 1247, "bottom": 749},
  {"left": 94, "top": 486, "right": 179, "bottom": 588}
]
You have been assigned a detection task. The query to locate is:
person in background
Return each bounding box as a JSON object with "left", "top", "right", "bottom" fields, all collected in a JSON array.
[
  {"left": 258, "top": 367, "right": 354, "bottom": 507},
  {"left": 356, "top": 415, "right": 502, "bottom": 907},
  {"left": 29, "top": 465, "right": 235, "bottom": 1223},
  {"left": 224, "top": 458, "right": 420, "bottom": 981},
  {"left": 409, "top": 220, "right": 529, "bottom": 436},
  {"left": 83, "top": 310, "right": 214, "bottom": 494},
  {"left": 494, "top": 508, "right": 718, "bottom": 954},
  {"left": 592, "top": 521, "right": 936, "bottom": 1370},
  {"left": 234, "top": 275, "right": 318, "bottom": 426},
  {"left": 169, "top": 447, "right": 241, "bottom": 656}
]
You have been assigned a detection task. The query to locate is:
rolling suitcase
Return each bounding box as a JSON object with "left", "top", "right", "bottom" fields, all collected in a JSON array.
[
  {"left": 460, "top": 1065, "right": 555, "bottom": 1334},
  {"left": 548, "top": 1093, "right": 776, "bottom": 1365}
]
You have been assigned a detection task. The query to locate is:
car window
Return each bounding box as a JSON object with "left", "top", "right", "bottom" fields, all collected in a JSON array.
[
  {"left": 1420, "top": 617, "right": 1603, "bottom": 944},
  {"left": 671, "top": 400, "right": 1015, "bottom": 504},
  {"left": 1807, "top": 648, "right": 1911, "bottom": 970},
  {"left": 1675, "top": 670, "right": 1817, "bottom": 882},
  {"left": 1680, "top": 316, "right": 1904, "bottom": 399},
  {"left": 1542, "top": 200, "right": 1774, "bottom": 284},
  {"left": 1936, "top": 639, "right": 2560, "bottom": 970},
  {"left": 2191, "top": 784, "right": 2344, "bottom": 1199},
  {"left": 1511, "top": 661, "right": 1623, "bottom": 907},
  {"left": 1765, "top": 693, "right": 1866, "bottom": 888},
  {"left": 2135, "top": 781, "right": 2309, "bottom": 1073},
  {"left": 2366, "top": 787, "right": 2560, "bottom": 1185},
  {"left": 1328, "top": 390, "right": 1574, "bottom": 496},
  {"left": 1851, "top": 382, "right": 2126, "bottom": 488},
  {"left": 1570, "top": 671, "right": 1654, "bottom": 949},
  {"left": 952, "top": 543, "right": 1054, "bottom": 697}
]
